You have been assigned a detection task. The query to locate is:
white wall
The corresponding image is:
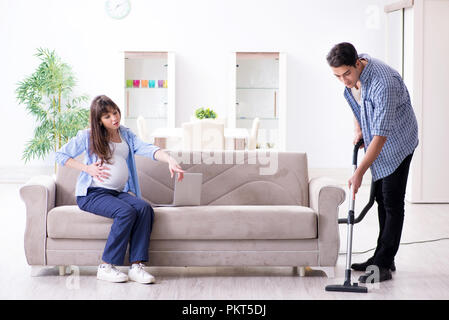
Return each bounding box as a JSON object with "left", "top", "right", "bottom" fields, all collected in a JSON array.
[{"left": 0, "top": 0, "right": 389, "bottom": 170}]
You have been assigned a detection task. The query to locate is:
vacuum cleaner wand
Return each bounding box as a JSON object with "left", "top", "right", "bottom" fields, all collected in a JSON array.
[{"left": 325, "top": 139, "right": 368, "bottom": 293}]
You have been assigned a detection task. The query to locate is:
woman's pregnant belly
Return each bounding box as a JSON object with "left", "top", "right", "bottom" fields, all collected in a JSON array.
[{"left": 91, "top": 157, "right": 129, "bottom": 191}]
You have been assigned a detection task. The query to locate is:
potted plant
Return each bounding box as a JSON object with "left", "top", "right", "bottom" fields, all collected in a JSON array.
[
  {"left": 16, "top": 48, "right": 89, "bottom": 171},
  {"left": 195, "top": 107, "right": 217, "bottom": 120}
]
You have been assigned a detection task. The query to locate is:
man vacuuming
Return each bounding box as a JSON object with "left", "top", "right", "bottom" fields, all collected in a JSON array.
[{"left": 326, "top": 42, "right": 418, "bottom": 283}]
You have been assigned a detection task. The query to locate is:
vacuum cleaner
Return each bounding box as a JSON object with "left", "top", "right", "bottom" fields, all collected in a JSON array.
[{"left": 325, "top": 139, "right": 375, "bottom": 293}]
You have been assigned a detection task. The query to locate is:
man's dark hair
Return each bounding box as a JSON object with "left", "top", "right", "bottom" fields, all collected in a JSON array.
[{"left": 326, "top": 42, "right": 359, "bottom": 67}]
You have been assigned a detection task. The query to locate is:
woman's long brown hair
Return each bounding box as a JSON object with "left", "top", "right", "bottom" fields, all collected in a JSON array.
[{"left": 89, "top": 95, "right": 121, "bottom": 164}]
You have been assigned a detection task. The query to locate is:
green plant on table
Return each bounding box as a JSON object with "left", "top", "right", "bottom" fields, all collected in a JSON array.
[
  {"left": 16, "top": 48, "right": 89, "bottom": 169},
  {"left": 195, "top": 107, "right": 217, "bottom": 119}
]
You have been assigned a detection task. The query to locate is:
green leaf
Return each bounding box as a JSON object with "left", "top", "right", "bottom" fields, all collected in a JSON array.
[{"left": 22, "top": 130, "right": 54, "bottom": 163}]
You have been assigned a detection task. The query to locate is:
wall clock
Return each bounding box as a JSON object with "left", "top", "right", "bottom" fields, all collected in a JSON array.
[{"left": 105, "top": 0, "right": 131, "bottom": 20}]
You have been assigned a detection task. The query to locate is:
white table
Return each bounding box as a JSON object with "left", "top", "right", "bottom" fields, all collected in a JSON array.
[{"left": 150, "top": 127, "right": 249, "bottom": 150}]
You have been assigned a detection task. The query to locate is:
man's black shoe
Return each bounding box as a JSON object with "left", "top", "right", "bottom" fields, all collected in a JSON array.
[
  {"left": 351, "top": 257, "right": 374, "bottom": 271},
  {"left": 351, "top": 259, "right": 396, "bottom": 272},
  {"left": 358, "top": 267, "right": 392, "bottom": 283},
  {"left": 390, "top": 261, "right": 396, "bottom": 272}
]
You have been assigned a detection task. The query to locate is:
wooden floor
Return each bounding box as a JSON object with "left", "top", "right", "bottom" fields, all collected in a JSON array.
[{"left": 1, "top": 182, "right": 449, "bottom": 300}]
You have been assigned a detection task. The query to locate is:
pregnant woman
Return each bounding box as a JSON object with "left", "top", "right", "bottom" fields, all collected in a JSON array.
[{"left": 55, "top": 95, "right": 184, "bottom": 284}]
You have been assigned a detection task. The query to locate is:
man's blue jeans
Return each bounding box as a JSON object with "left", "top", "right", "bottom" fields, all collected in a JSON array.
[{"left": 77, "top": 187, "right": 154, "bottom": 265}]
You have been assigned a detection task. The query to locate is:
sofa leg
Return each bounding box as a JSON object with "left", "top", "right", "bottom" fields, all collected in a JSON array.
[
  {"left": 293, "top": 266, "right": 306, "bottom": 277},
  {"left": 59, "top": 265, "right": 66, "bottom": 276}
]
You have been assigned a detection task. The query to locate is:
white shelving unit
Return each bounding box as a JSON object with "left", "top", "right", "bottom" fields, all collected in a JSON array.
[
  {"left": 123, "top": 51, "right": 175, "bottom": 143},
  {"left": 385, "top": 0, "right": 449, "bottom": 203},
  {"left": 229, "top": 52, "right": 287, "bottom": 150}
]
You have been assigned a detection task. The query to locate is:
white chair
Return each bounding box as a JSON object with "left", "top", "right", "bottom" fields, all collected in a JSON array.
[
  {"left": 182, "top": 122, "right": 195, "bottom": 150},
  {"left": 136, "top": 116, "right": 149, "bottom": 141},
  {"left": 200, "top": 119, "right": 225, "bottom": 150},
  {"left": 216, "top": 116, "right": 227, "bottom": 126},
  {"left": 247, "top": 117, "right": 260, "bottom": 150},
  {"left": 182, "top": 119, "right": 225, "bottom": 150}
]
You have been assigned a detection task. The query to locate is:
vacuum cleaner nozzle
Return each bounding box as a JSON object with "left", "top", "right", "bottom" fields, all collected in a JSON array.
[{"left": 325, "top": 283, "right": 368, "bottom": 293}]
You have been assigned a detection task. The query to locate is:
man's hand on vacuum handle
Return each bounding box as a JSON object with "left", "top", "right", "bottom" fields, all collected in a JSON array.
[{"left": 348, "top": 135, "right": 387, "bottom": 200}]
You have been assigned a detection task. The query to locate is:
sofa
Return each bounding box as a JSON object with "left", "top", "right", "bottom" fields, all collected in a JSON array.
[{"left": 19, "top": 151, "right": 345, "bottom": 277}]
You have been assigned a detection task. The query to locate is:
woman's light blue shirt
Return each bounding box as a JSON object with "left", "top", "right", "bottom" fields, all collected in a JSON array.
[{"left": 55, "top": 125, "right": 160, "bottom": 198}]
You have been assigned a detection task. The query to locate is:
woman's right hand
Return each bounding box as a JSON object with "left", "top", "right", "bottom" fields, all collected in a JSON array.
[{"left": 85, "top": 160, "right": 110, "bottom": 182}]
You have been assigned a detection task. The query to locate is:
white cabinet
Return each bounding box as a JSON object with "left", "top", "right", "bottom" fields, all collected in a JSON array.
[
  {"left": 385, "top": 0, "right": 449, "bottom": 203},
  {"left": 123, "top": 51, "right": 175, "bottom": 143},
  {"left": 228, "top": 52, "right": 287, "bottom": 150}
]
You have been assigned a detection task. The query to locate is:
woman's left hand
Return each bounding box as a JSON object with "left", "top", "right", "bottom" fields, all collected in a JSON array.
[{"left": 168, "top": 157, "right": 185, "bottom": 182}]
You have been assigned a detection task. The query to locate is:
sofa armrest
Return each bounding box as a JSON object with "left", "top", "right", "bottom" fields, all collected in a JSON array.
[
  {"left": 19, "top": 175, "right": 56, "bottom": 265},
  {"left": 309, "top": 177, "right": 346, "bottom": 266}
]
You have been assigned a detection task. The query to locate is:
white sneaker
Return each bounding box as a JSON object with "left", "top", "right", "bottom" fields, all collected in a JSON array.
[
  {"left": 128, "top": 263, "right": 155, "bottom": 284},
  {"left": 97, "top": 264, "right": 128, "bottom": 283}
]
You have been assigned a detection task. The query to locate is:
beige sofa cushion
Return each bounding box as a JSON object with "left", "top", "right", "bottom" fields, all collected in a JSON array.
[{"left": 47, "top": 205, "right": 317, "bottom": 240}]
